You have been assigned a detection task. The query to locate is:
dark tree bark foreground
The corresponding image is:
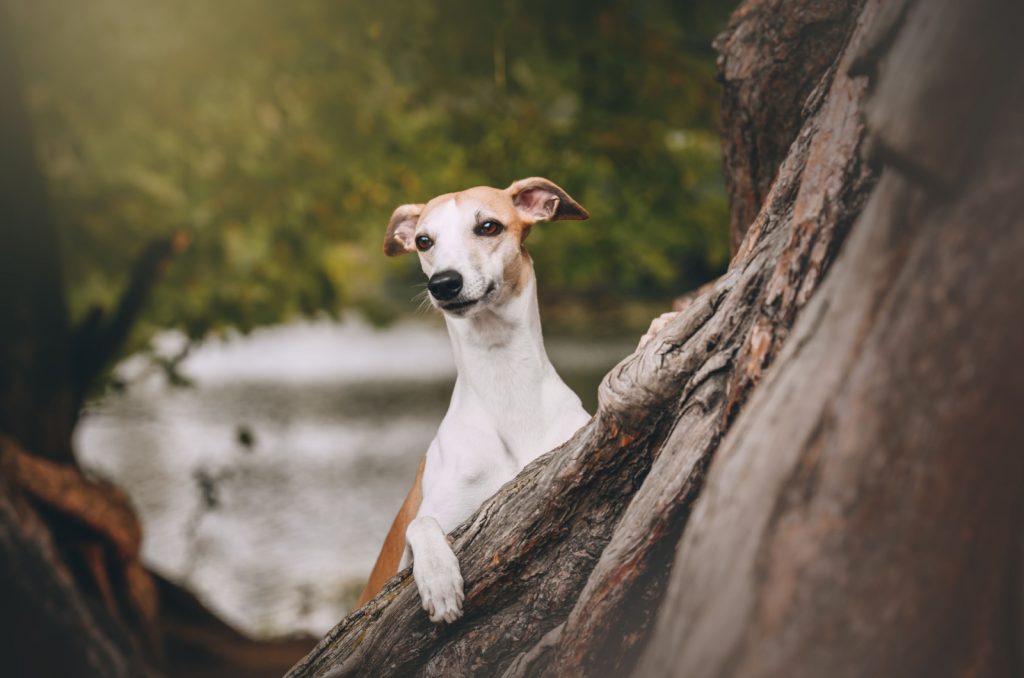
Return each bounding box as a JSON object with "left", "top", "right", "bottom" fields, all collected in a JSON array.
[
  {"left": 637, "top": 0, "right": 1024, "bottom": 674},
  {"left": 289, "top": 0, "right": 1023, "bottom": 676}
]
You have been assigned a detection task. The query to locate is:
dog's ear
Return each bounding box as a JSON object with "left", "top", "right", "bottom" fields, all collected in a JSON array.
[
  {"left": 383, "top": 203, "right": 425, "bottom": 256},
  {"left": 506, "top": 177, "right": 589, "bottom": 223}
]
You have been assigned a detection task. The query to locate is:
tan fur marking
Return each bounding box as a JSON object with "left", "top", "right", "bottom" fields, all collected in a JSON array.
[
  {"left": 503, "top": 247, "right": 532, "bottom": 297},
  {"left": 433, "top": 186, "right": 535, "bottom": 300},
  {"left": 355, "top": 455, "right": 426, "bottom": 607}
]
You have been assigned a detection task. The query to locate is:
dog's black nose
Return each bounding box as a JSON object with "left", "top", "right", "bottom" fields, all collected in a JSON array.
[{"left": 427, "top": 270, "right": 463, "bottom": 301}]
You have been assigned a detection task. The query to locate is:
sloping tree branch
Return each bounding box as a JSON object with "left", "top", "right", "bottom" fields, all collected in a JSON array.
[
  {"left": 71, "top": 231, "right": 189, "bottom": 410},
  {"left": 544, "top": 3, "right": 881, "bottom": 670}
]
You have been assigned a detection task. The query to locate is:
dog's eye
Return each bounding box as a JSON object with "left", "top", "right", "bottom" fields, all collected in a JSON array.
[
  {"left": 474, "top": 220, "right": 504, "bottom": 237},
  {"left": 415, "top": 234, "right": 433, "bottom": 252}
]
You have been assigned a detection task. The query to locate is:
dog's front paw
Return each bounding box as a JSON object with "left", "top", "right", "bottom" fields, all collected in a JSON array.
[
  {"left": 412, "top": 547, "right": 464, "bottom": 623},
  {"left": 638, "top": 311, "right": 679, "bottom": 349}
]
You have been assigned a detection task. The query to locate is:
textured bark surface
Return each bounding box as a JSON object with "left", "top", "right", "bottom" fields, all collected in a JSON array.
[
  {"left": 637, "top": 0, "right": 1024, "bottom": 675},
  {"left": 0, "top": 435, "right": 316, "bottom": 677},
  {"left": 287, "top": 2, "right": 880, "bottom": 676},
  {"left": 716, "top": 0, "right": 860, "bottom": 253},
  {"left": 546, "top": 3, "right": 880, "bottom": 670},
  {"left": 0, "top": 455, "right": 157, "bottom": 678}
]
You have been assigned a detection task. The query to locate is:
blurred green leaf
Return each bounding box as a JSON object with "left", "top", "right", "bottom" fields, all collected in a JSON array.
[{"left": 11, "top": 0, "right": 733, "bottom": 355}]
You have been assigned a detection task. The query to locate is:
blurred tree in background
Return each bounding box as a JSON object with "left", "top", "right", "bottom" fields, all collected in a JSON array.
[{"left": 9, "top": 0, "right": 731, "bottom": 358}]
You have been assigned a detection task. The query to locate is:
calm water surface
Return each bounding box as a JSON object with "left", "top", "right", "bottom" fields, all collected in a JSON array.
[{"left": 75, "top": 317, "right": 636, "bottom": 638}]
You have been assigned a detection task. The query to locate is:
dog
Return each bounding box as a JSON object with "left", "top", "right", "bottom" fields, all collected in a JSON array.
[{"left": 355, "top": 177, "right": 672, "bottom": 623}]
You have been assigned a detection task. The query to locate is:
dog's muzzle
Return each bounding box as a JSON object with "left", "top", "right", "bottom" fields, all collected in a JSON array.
[{"left": 428, "top": 270, "right": 463, "bottom": 301}]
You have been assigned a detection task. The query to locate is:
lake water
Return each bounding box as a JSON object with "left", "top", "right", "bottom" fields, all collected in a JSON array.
[{"left": 74, "top": 317, "right": 636, "bottom": 638}]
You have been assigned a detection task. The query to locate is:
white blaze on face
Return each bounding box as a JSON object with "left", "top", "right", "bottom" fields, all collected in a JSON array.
[
  {"left": 418, "top": 199, "right": 464, "bottom": 275},
  {"left": 416, "top": 197, "right": 504, "bottom": 303}
]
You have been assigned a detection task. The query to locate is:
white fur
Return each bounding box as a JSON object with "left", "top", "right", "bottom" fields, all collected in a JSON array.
[{"left": 403, "top": 196, "right": 590, "bottom": 623}]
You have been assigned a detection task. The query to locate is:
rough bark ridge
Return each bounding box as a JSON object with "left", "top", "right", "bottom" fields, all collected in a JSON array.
[
  {"left": 0, "top": 457, "right": 156, "bottom": 677},
  {"left": 1, "top": 432, "right": 318, "bottom": 678},
  {"left": 716, "top": 0, "right": 859, "bottom": 253},
  {"left": 287, "top": 2, "right": 878, "bottom": 676},
  {"left": 545, "top": 3, "right": 879, "bottom": 672},
  {"left": 637, "top": 0, "right": 1024, "bottom": 675}
]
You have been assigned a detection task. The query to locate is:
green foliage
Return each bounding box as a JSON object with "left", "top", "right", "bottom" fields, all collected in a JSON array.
[{"left": 10, "top": 0, "right": 732, "bottom": 350}]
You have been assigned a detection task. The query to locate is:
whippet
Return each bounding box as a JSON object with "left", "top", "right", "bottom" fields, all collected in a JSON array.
[{"left": 355, "top": 177, "right": 672, "bottom": 623}]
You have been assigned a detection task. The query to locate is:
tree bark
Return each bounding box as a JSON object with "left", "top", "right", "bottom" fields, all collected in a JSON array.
[
  {"left": 637, "top": 0, "right": 1024, "bottom": 675},
  {"left": 716, "top": 0, "right": 860, "bottom": 254},
  {"left": 545, "top": 1, "right": 878, "bottom": 670},
  {"left": 0, "top": 436, "right": 317, "bottom": 677},
  {"left": 0, "top": 465, "right": 157, "bottom": 678}
]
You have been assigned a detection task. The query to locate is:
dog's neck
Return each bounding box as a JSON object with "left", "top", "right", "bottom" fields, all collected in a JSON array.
[{"left": 443, "top": 262, "right": 559, "bottom": 416}]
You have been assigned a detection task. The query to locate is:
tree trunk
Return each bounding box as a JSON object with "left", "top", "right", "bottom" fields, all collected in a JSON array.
[
  {"left": 0, "top": 5, "right": 76, "bottom": 466},
  {"left": 0, "top": 463, "right": 157, "bottom": 677},
  {"left": 637, "top": 0, "right": 1024, "bottom": 675},
  {"left": 0, "top": 7, "right": 314, "bottom": 673},
  {"left": 715, "top": 0, "right": 860, "bottom": 254},
  {"left": 289, "top": 0, "right": 1022, "bottom": 675},
  {"left": 0, "top": 12, "right": 155, "bottom": 674}
]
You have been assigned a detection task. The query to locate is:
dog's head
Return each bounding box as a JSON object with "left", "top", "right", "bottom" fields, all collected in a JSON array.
[{"left": 383, "top": 177, "right": 588, "bottom": 318}]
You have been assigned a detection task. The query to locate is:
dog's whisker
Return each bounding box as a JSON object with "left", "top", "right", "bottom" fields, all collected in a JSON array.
[
  {"left": 410, "top": 289, "right": 434, "bottom": 315},
  {"left": 416, "top": 296, "right": 435, "bottom": 315}
]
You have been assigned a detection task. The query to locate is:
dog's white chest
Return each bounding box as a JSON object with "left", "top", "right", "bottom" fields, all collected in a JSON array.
[{"left": 418, "top": 369, "right": 588, "bottom": 534}]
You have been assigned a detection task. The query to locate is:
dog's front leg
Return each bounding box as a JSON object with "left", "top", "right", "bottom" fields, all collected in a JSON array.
[{"left": 406, "top": 516, "right": 464, "bottom": 623}]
